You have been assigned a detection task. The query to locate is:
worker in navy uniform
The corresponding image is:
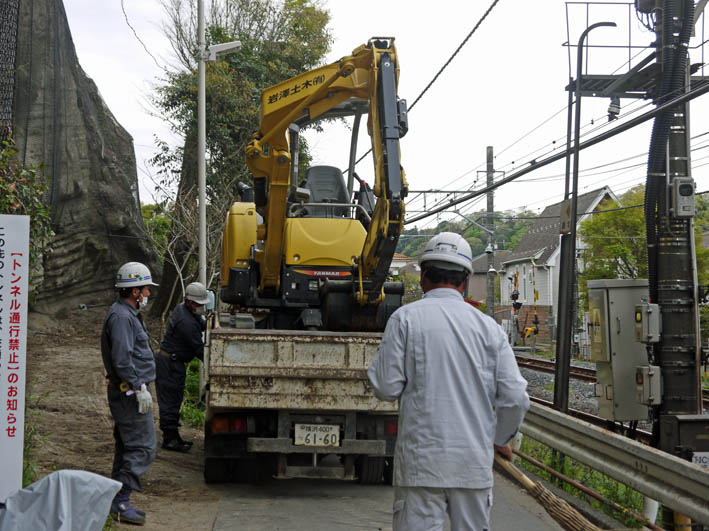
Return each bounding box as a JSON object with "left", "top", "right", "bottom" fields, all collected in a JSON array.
[
  {"left": 101, "top": 261, "right": 159, "bottom": 526},
  {"left": 155, "top": 281, "right": 210, "bottom": 452}
]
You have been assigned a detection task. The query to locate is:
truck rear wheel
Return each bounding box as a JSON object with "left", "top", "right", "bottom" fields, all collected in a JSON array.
[{"left": 356, "top": 455, "right": 385, "bottom": 484}]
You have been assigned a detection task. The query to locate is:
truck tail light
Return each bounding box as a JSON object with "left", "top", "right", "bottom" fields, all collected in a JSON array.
[
  {"left": 230, "top": 416, "right": 247, "bottom": 433},
  {"left": 211, "top": 415, "right": 229, "bottom": 434},
  {"left": 385, "top": 420, "right": 397, "bottom": 437}
]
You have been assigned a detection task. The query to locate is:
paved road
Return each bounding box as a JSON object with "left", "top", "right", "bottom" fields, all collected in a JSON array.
[{"left": 213, "top": 470, "right": 563, "bottom": 530}]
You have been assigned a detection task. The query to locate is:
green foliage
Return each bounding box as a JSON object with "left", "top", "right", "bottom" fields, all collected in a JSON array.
[
  {"left": 141, "top": 203, "right": 171, "bottom": 262},
  {"left": 578, "top": 186, "right": 709, "bottom": 322},
  {"left": 152, "top": 0, "right": 332, "bottom": 195},
  {"left": 0, "top": 138, "right": 54, "bottom": 304},
  {"left": 180, "top": 358, "right": 205, "bottom": 428},
  {"left": 578, "top": 186, "right": 648, "bottom": 281},
  {"left": 397, "top": 210, "right": 536, "bottom": 262},
  {"left": 400, "top": 271, "right": 422, "bottom": 305},
  {"left": 520, "top": 437, "right": 651, "bottom": 528}
]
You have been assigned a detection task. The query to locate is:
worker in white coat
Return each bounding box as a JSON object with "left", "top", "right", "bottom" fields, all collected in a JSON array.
[{"left": 368, "top": 232, "right": 530, "bottom": 531}]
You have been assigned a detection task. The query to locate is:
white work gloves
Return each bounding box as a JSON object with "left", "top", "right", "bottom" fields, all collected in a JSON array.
[{"left": 136, "top": 383, "right": 152, "bottom": 414}]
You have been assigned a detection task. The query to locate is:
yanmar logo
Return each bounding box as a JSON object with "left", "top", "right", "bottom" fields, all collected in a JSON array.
[{"left": 293, "top": 269, "right": 352, "bottom": 277}]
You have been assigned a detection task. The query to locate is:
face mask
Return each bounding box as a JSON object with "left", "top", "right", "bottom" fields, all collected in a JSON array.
[
  {"left": 193, "top": 305, "right": 205, "bottom": 316},
  {"left": 139, "top": 296, "right": 149, "bottom": 309}
]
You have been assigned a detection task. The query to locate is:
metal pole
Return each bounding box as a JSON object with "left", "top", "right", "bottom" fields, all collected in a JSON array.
[
  {"left": 486, "top": 146, "right": 495, "bottom": 318},
  {"left": 197, "top": 0, "right": 207, "bottom": 286},
  {"left": 554, "top": 21, "right": 616, "bottom": 413}
]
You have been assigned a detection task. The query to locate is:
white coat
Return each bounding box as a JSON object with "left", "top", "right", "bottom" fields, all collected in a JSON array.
[{"left": 368, "top": 288, "right": 530, "bottom": 489}]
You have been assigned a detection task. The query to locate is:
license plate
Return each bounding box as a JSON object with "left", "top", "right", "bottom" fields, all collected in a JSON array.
[{"left": 294, "top": 423, "right": 340, "bottom": 447}]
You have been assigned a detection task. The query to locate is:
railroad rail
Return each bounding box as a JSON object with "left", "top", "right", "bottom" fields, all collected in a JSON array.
[{"left": 516, "top": 354, "right": 709, "bottom": 410}]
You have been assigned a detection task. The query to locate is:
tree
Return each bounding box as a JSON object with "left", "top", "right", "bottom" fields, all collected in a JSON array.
[
  {"left": 578, "top": 186, "right": 709, "bottom": 336},
  {"left": 0, "top": 138, "right": 54, "bottom": 304},
  {"left": 578, "top": 186, "right": 648, "bottom": 281},
  {"left": 148, "top": 0, "right": 332, "bottom": 317}
]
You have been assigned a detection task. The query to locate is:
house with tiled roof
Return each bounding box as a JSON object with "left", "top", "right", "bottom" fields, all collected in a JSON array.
[
  {"left": 390, "top": 252, "right": 417, "bottom": 277},
  {"left": 499, "top": 186, "right": 616, "bottom": 334}
]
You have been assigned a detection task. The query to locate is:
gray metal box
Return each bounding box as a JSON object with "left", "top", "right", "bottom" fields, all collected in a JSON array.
[
  {"left": 634, "top": 303, "right": 661, "bottom": 343},
  {"left": 659, "top": 415, "right": 709, "bottom": 468},
  {"left": 588, "top": 279, "right": 651, "bottom": 421},
  {"left": 635, "top": 365, "right": 662, "bottom": 405}
]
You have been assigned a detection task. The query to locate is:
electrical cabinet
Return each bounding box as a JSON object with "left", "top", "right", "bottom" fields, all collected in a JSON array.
[{"left": 588, "top": 279, "right": 652, "bottom": 421}]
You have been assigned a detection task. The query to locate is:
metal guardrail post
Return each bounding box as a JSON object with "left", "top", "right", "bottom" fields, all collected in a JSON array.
[{"left": 520, "top": 402, "right": 709, "bottom": 525}]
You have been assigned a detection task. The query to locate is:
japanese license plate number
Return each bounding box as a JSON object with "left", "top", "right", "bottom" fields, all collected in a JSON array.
[{"left": 294, "top": 423, "right": 340, "bottom": 447}]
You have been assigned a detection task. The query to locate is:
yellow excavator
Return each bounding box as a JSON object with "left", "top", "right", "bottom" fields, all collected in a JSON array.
[{"left": 220, "top": 37, "right": 408, "bottom": 331}]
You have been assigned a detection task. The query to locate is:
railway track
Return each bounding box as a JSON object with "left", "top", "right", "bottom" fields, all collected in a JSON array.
[{"left": 515, "top": 354, "right": 709, "bottom": 412}]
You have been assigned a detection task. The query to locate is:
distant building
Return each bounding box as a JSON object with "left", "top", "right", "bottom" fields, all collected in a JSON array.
[
  {"left": 467, "top": 250, "right": 511, "bottom": 302},
  {"left": 499, "top": 186, "right": 616, "bottom": 342},
  {"left": 390, "top": 253, "right": 417, "bottom": 277}
]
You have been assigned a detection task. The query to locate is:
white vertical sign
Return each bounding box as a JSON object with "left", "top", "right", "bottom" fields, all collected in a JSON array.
[{"left": 0, "top": 215, "right": 30, "bottom": 500}]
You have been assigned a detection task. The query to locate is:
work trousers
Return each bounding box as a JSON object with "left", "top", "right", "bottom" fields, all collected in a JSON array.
[
  {"left": 107, "top": 384, "right": 156, "bottom": 492},
  {"left": 155, "top": 353, "right": 187, "bottom": 433},
  {"left": 393, "top": 486, "right": 493, "bottom": 531}
]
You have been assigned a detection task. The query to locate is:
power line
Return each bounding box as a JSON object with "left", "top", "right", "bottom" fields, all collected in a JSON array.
[
  {"left": 345, "top": 0, "right": 502, "bottom": 173},
  {"left": 405, "top": 81, "right": 709, "bottom": 225}
]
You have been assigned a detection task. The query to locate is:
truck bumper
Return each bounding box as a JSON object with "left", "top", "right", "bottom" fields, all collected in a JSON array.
[{"left": 246, "top": 437, "right": 385, "bottom": 455}]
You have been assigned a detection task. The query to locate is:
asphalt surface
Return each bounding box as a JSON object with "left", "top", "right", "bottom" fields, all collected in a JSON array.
[{"left": 212, "top": 470, "right": 564, "bottom": 530}]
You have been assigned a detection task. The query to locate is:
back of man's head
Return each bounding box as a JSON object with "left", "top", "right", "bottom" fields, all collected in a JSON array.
[{"left": 421, "top": 264, "right": 468, "bottom": 287}]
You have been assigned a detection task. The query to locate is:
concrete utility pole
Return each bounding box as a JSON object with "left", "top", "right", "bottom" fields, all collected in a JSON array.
[
  {"left": 197, "top": 0, "right": 207, "bottom": 287},
  {"left": 486, "top": 146, "right": 495, "bottom": 318}
]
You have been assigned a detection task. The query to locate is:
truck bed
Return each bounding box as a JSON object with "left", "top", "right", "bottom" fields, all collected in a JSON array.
[{"left": 207, "top": 328, "right": 397, "bottom": 413}]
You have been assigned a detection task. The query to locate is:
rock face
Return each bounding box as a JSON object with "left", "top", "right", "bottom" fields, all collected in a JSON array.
[{"left": 12, "top": 0, "right": 159, "bottom": 312}]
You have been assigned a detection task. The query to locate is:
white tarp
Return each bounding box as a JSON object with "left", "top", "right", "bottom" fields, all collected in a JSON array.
[{"left": 0, "top": 470, "right": 121, "bottom": 531}]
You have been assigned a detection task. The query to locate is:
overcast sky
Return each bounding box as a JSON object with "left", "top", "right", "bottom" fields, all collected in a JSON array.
[{"left": 62, "top": 0, "right": 709, "bottom": 229}]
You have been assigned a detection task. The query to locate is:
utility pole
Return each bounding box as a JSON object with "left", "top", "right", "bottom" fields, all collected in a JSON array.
[
  {"left": 486, "top": 146, "right": 495, "bottom": 318},
  {"left": 197, "top": 0, "right": 206, "bottom": 287},
  {"left": 648, "top": 1, "right": 705, "bottom": 527}
]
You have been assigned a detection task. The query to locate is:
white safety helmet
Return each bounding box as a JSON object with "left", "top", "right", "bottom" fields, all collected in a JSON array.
[
  {"left": 115, "top": 262, "right": 159, "bottom": 289},
  {"left": 185, "top": 282, "right": 210, "bottom": 305},
  {"left": 419, "top": 232, "right": 473, "bottom": 273}
]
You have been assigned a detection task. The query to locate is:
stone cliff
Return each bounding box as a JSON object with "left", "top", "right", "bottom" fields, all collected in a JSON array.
[{"left": 12, "top": 0, "right": 159, "bottom": 312}]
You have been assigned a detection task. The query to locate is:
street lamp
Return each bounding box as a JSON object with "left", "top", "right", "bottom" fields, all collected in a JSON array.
[{"left": 197, "top": 0, "right": 241, "bottom": 287}]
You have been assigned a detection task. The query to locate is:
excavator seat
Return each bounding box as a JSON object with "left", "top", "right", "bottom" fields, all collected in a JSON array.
[{"left": 300, "top": 165, "right": 350, "bottom": 218}]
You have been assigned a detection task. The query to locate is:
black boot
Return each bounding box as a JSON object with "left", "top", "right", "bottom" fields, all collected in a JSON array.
[
  {"left": 162, "top": 429, "right": 191, "bottom": 453},
  {"left": 176, "top": 432, "right": 194, "bottom": 448}
]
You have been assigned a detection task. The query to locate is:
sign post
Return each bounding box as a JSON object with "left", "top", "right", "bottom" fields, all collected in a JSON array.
[{"left": 0, "top": 215, "right": 30, "bottom": 500}]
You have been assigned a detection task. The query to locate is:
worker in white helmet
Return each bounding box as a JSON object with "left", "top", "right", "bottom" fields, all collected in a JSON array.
[
  {"left": 155, "top": 282, "right": 210, "bottom": 452},
  {"left": 101, "top": 261, "right": 159, "bottom": 526},
  {"left": 368, "top": 232, "right": 530, "bottom": 531}
]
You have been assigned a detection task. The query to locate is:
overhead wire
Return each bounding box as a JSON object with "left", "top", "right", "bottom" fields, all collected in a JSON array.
[{"left": 345, "top": 0, "right": 503, "bottom": 172}]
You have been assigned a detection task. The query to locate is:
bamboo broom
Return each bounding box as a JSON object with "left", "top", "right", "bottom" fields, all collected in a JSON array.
[{"left": 494, "top": 454, "right": 604, "bottom": 531}]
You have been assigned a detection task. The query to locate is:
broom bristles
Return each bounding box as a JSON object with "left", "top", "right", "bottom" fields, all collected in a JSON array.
[{"left": 495, "top": 454, "right": 604, "bottom": 531}]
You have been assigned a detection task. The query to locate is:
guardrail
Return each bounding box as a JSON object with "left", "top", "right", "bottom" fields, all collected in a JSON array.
[{"left": 520, "top": 402, "right": 709, "bottom": 525}]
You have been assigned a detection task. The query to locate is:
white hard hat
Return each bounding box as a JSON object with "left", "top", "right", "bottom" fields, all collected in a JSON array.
[
  {"left": 185, "top": 282, "right": 210, "bottom": 305},
  {"left": 419, "top": 232, "right": 473, "bottom": 273},
  {"left": 115, "top": 262, "right": 158, "bottom": 288}
]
